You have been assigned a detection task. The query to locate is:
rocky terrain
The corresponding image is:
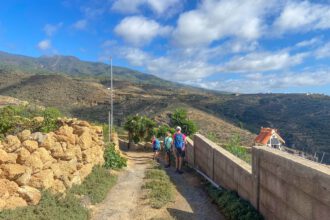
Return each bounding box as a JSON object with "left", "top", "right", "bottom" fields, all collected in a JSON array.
[{"left": 0, "top": 118, "right": 104, "bottom": 210}]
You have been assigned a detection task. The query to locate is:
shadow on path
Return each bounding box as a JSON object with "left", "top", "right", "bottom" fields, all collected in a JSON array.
[
  {"left": 163, "top": 160, "right": 225, "bottom": 220},
  {"left": 92, "top": 147, "right": 224, "bottom": 220}
]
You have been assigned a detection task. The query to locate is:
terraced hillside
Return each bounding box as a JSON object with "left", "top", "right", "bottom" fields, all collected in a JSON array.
[{"left": 0, "top": 51, "right": 330, "bottom": 163}]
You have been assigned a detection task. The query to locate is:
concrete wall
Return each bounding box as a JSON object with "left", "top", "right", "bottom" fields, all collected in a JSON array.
[
  {"left": 185, "top": 137, "right": 194, "bottom": 168},
  {"left": 118, "top": 138, "right": 128, "bottom": 150},
  {"left": 187, "top": 134, "right": 330, "bottom": 220},
  {"left": 255, "top": 146, "right": 330, "bottom": 220}
]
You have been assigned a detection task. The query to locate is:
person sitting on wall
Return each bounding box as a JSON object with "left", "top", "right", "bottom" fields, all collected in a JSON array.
[{"left": 172, "top": 126, "right": 187, "bottom": 174}]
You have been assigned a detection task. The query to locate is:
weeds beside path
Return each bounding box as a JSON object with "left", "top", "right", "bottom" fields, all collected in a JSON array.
[
  {"left": 91, "top": 151, "right": 152, "bottom": 220},
  {"left": 91, "top": 150, "right": 225, "bottom": 220}
]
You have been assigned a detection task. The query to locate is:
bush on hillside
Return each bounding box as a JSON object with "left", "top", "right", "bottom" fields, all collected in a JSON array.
[
  {"left": 170, "top": 108, "right": 197, "bottom": 136},
  {"left": 40, "top": 107, "right": 62, "bottom": 133},
  {"left": 103, "top": 143, "right": 127, "bottom": 169},
  {"left": 0, "top": 105, "right": 62, "bottom": 138},
  {"left": 124, "top": 115, "right": 156, "bottom": 144},
  {"left": 224, "top": 134, "right": 251, "bottom": 164},
  {"left": 154, "top": 124, "right": 175, "bottom": 140}
]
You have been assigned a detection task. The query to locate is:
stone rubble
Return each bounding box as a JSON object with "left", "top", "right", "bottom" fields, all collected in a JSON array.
[{"left": 0, "top": 118, "right": 104, "bottom": 210}]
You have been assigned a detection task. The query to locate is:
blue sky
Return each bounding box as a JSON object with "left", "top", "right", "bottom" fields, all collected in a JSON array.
[{"left": 0, "top": 0, "right": 330, "bottom": 94}]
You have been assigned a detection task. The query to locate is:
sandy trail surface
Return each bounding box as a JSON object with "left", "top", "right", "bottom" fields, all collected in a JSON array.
[{"left": 91, "top": 151, "right": 225, "bottom": 220}]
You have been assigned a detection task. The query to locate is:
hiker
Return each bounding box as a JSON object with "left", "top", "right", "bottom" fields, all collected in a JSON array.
[
  {"left": 173, "top": 126, "right": 187, "bottom": 174},
  {"left": 164, "top": 131, "right": 173, "bottom": 168},
  {"left": 152, "top": 135, "right": 161, "bottom": 161}
]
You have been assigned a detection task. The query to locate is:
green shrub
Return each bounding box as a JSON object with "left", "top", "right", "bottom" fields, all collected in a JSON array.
[
  {"left": 124, "top": 115, "right": 156, "bottom": 144},
  {"left": 224, "top": 134, "right": 252, "bottom": 164},
  {"left": 70, "top": 166, "right": 117, "bottom": 204},
  {"left": 103, "top": 143, "right": 127, "bottom": 169},
  {"left": 155, "top": 124, "right": 176, "bottom": 140},
  {"left": 40, "top": 107, "right": 62, "bottom": 133},
  {"left": 0, "top": 105, "right": 61, "bottom": 137},
  {"left": 205, "top": 183, "right": 263, "bottom": 220},
  {"left": 207, "top": 132, "right": 218, "bottom": 143},
  {"left": 102, "top": 124, "right": 110, "bottom": 143},
  {"left": 0, "top": 191, "right": 89, "bottom": 220},
  {"left": 170, "top": 108, "right": 197, "bottom": 136}
]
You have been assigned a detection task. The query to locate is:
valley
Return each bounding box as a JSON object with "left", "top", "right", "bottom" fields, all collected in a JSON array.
[{"left": 0, "top": 51, "right": 330, "bottom": 163}]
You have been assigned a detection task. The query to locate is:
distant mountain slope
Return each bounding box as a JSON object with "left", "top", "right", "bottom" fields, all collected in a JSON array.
[
  {"left": 185, "top": 93, "right": 330, "bottom": 162},
  {"left": 0, "top": 50, "right": 330, "bottom": 163},
  {"left": 0, "top": 73, "right": 109, "bottom": 113},
  {"left": 0, "top": 50, "right": 177, "bottom": 87}
]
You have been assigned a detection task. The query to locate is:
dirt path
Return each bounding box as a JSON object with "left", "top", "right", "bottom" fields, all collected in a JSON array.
[
  {"left": 91, "top": 151, "right": 151, "bottom": 220},
  {"left": 91, "top": 151, "right": 225, "bottom": 220}
]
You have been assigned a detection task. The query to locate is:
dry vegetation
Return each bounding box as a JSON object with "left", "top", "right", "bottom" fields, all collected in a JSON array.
[{"left": 1, "top": 52, "right": 330, "bottom": 163}]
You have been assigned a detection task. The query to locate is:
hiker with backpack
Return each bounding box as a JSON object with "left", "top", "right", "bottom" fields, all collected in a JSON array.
[
  {"left": 152, "top": 135, "right": 161, "bottom": 162},
  {"left": 164, "top": 131, "right": 173, "bottom": 168},
  {"left": 172, "top": 126, "right": 187, "bottom": 174}
]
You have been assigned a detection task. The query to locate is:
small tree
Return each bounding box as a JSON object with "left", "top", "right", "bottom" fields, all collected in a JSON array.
[
  {"left": 140, "top": 116, "right": 156, "bottom": 142},
  {"left": 124, "top": 115, "right": 156, "bottom": 148},
  {"left": 156, "top": 124, "right": 170, "bottom": 139},
  {"left": 170, "top": 108, "right": 197, "bottom": 136},
  {"left": 123, "top": 115, "right": 139, "bottom": 148}
]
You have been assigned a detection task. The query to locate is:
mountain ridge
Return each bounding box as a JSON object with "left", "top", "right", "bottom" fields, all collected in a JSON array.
[
  {"left": 0, "top": 50, "right": 330, "bottom": 163},
  {"left": 0, "top": 50, "right": 185, "bottom": 88}
]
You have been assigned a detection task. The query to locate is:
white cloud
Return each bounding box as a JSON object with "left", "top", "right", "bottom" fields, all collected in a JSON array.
[
  {"left": 274, "top": 1, "right": 330, "bottom": 33},
  {"left": 111, "top": 0, "right": 181, "bottom": 16},
  {"left": 146, "top": 0, "right": 182, "bottom": 15},
  {"left": 295, "top": 37, "right": 321, "bottom": 48},
  {"left": 117, "top": 47, "right": 150, "bottom": 66},
  {"left": 191, "top": 70, "right": 330, "bottom": 93},
  {"left": 147, "top": 57, "right": 218, "bottom": 80},
  {"left": 111, "top": 43, "right": 309, "bottom": 83},
  {"left": 172, "top": 0, "right": 275, "bottom": 47},
  {"left": 112, "top": 0, "right": 142, "bottom": 13},
  {"left": 44, "top": 23, "right": 63, "bottom": 36},
  {"left": 223, "top": 51, "right": 308, "bottom": 73},
  {"left": 315, "top": 42, "right": 330, "bottom": 59},
  {"left": 114, "top": 16, "right": 172, "bottom": 46},
  {"left": 73, "top": 19, "right": 88, "bottom": 30},
  {"left": 37, "top": 39, "right": 52, "bottom": 50},
  {"left": 112, "top": 46, "right": 219, "bottom": 80}
]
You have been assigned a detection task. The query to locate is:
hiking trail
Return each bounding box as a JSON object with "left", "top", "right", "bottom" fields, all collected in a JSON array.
[{"left": 91, "top": 150, "right": 225, "bottom": 220}]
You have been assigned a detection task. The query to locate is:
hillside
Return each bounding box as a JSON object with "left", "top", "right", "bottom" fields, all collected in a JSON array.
[
  {"left": 0, "top": 51, "right": 330, "bottom": 163},
  {"left": 154, "top": 106, "right": 256, "bottom": 147},
  {"left": 0, "top": 51, "right": 180, "bottom": 87},
  {"left": 186, "top": 93, "right": 330, "bottom": 157}
]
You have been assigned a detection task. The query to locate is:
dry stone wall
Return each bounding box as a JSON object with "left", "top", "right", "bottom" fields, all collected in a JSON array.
[{"left": 0, "top": 118, "right": 104, "bottom": 210}]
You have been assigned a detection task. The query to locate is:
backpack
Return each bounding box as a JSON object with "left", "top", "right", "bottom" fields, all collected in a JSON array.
[
  {"left": 174, "top": 133, "right": 184, "bottom": 149},
  {"left": 154, "top": 139, "right": 160, "bottom": 149}
]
